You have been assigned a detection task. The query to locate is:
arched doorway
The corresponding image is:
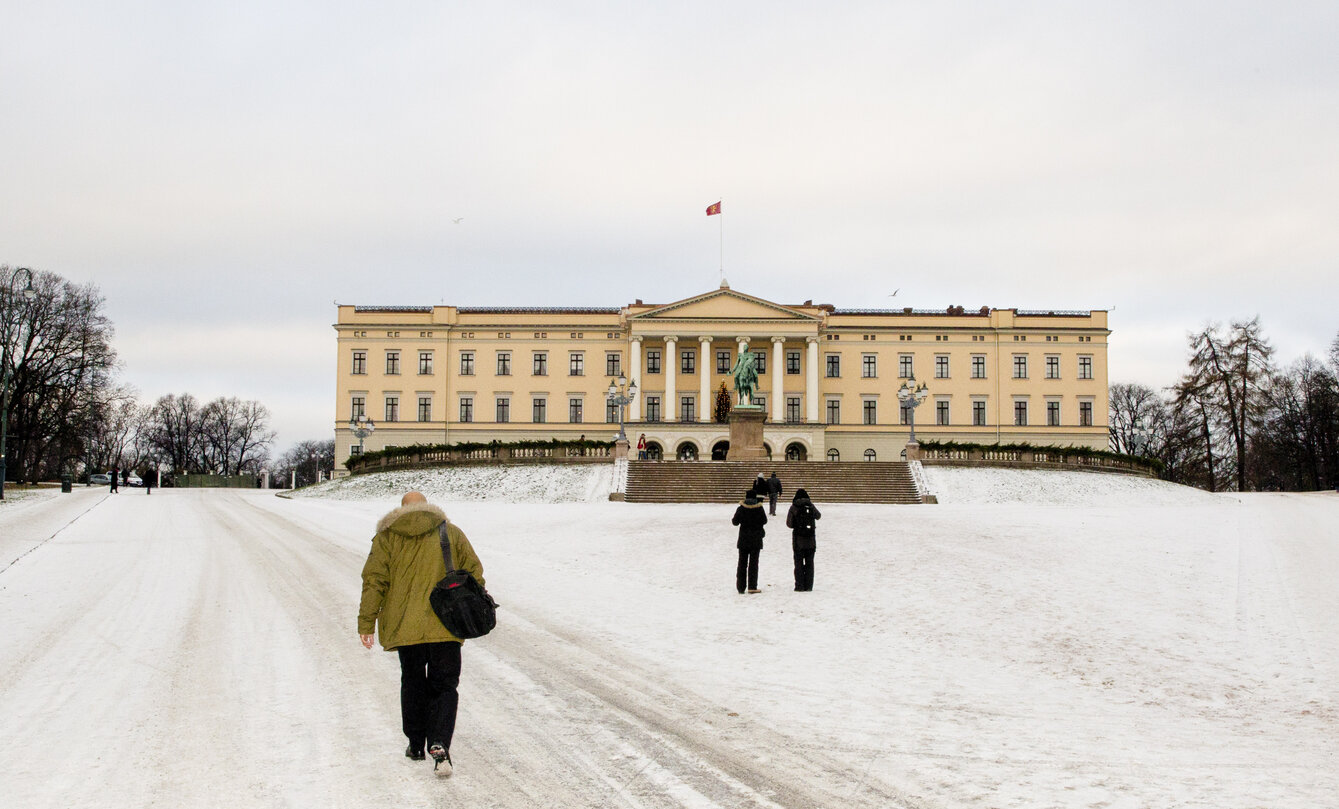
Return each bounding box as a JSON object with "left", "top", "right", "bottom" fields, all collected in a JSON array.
[
  {"left": 827, "top": 448, "right": 840, "bottom": 462},
  {"left": 676, "top": 441, "right": 699, "bottom": 461},
  {"left": 763, "top": 443, "right": 773, "bottom": 460},
  {"left": 711, "top": 440, "right": 730, "bottom": 461},
  {"left": 785, "top": 442, "right": 808, "bottom": 461},
  {"left": 645, "top": 441, "right": 664, "bottom": 460},
  {"left": 864, "top": 448, "right": 877, "bottom": 462}
]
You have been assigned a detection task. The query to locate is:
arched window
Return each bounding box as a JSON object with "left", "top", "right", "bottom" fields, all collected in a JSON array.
[
  {"left": 827, "top": 448, "right": 840, "bottom": 462},
  {"left": 864, "top": 448, "right": 877, "bottom": 462},
  {"left": 645, "top": 441, "right": 664, "bottom": 460},
  {"left": 676, "top": 442, "right": 698, "bottom": 461},
  {"left": 785, "top": 442, "right": 807, "bottom": 461},
  {"left": 711, "top": 441, "right": 730, "bottom": 461}
]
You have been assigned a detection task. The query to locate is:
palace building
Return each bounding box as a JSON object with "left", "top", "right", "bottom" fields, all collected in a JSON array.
[{"left": 333, "top": 284, "right": 1110, "bottom": 471}]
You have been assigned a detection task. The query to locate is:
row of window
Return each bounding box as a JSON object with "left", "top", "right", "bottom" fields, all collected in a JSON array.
[
  {"left": 354, "top": 348, "right": 1095, "bottom": 381},
  {"left": 821, "top": 398, "right": 1094, "bottom": 427},
  {"left": 829, "top": 353, "right": 1093, "bottom": 380},
  {"left": 352, "top": 393, "right": 1094, "bottom": 427}
]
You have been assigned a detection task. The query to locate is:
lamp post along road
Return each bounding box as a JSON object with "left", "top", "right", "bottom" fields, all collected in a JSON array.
[
  {"left": 349, "top": 415, "right": 376, "bottom": 463},
  {"left": 606, "top": 374, "right": 637, "bottom": 442},
  {"left": 0, "top": 268, "right": 37, "bottom": 500},
  {"left": 897, "top": 375, "right": 930, "bottom": 449}
]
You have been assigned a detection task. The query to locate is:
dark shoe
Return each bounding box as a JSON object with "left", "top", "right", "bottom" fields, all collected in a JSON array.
[
  {"left": 405, "top": 744, "right": 425, "bottom": 761},
  {"left": 429, "top": 743, "right": 452, "bottom": 776}
]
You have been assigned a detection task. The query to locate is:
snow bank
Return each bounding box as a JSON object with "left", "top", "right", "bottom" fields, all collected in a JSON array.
[
  {"left": 291, "top": 463, "right": 614, "bottom": 503},
  {"left": 923, "top": 465, "right": 1215, "bottom": 505}
]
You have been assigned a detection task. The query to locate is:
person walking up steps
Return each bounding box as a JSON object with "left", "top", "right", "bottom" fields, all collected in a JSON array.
[
  {"left": 766, "top": 471, "right": 782, "bottom": 516},
  {"left": 786, "top": 488, "right": 822, "bottom": 591},
  {"left": 732, "top": 489, "right": 767, "bottom": 594},
  {"left": 359, "top": 491, "right": 486, "bottom": 777}
]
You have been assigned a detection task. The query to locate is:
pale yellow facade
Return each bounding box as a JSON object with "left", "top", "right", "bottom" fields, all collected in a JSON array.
[{"left": 333, "top": 286, "right": 1110, "bottom": 471}]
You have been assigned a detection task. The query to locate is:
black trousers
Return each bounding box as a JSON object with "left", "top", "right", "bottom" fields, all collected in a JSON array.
[
  {"left": 793, "top": 549, "right": 815, "bottom": 591},
  {"left": 397, "top": 641, "right": 462, "bottom": 752},
  {"left": 736, "top": 548, "right": 760, "bottom": 592}
]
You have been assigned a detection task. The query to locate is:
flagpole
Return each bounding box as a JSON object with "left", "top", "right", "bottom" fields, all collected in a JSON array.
[{"left": 718, "top": 197, "right": 724, "bottom": 284}]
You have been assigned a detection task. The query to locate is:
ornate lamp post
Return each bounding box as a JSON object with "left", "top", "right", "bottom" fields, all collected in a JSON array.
[
  {"left": 1, "top": 267, "right": 37, "bottom": 500},
  {"left": 605, "top": 374, "right": 637, "bottom": 442},
  {"left": 349, "top": 414, "right": 376, "bottom": 456},
  {"left": 896, "top": 375, "right": 930, "bottom": 445}
]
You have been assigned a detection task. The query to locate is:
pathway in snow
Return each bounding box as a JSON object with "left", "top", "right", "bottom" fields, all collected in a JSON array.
[
  {"left": 0, "top": 489, "right": 920, "bottom": 809},
  {"left": 1, "top": 483, "right": 1336, "bottom": 808}
]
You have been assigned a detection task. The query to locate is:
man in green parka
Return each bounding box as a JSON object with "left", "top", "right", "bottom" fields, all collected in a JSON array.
[{"left": 359, "top": 491, "right": 486, "bottom": 776}]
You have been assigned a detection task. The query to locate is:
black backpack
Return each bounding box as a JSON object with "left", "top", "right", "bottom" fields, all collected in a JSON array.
[{"left": 429, "top": 523, "right": 498, "bottom": 639}]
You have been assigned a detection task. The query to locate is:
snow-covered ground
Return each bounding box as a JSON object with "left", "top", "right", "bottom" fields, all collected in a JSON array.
[
  {"left": 293, "top": 463, "right": 613, "bottom": 503},
  {"left": 923, "top": 465, "right": 1216, "bottom": 506},
  {"left": 1, "top": 468, "right": 1335, "bottom": 808}
]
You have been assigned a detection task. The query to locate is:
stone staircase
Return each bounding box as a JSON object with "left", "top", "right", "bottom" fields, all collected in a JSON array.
[{"left": 624, "top": 461, "right": 922, "bottom": 504}]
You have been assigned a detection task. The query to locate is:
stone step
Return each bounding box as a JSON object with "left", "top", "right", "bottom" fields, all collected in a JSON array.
[{"left": 624, "top": 460, "right": 923, "bottom": 504}]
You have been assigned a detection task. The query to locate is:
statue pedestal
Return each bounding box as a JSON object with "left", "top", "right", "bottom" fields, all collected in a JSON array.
[{"left": 727, "top": 407, "right": 768, "bottom": 461}]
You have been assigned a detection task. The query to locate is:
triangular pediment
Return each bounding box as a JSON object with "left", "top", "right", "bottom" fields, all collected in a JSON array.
[{"left": 631, "top": 288, "right": 820, "bottom": 322}]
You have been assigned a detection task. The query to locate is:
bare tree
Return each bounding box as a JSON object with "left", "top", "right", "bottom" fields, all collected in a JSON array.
[
  {"left": 84, "top": 386, "right": 143, "bottom": 475},
  {"left": 1, "top": 266, "right": 118, "bottom": 482},
  {"left": 1254, "top": 356, "right": 1339, "bottom": 491},
  {"left": 1108, "top": 383, "right": 1167, "bottom": 456},
  {"left": 200, "top": 397, "right": 275, "bottom": 475},
  {"left": 1175, "top": 319, "right": 1274, "bottom": 491},
  {"left": 276, "top": 439, "right": 336, "bottom": 488},
  {"left": 144, "top": 393, "right": 204, "bottom": 473}
]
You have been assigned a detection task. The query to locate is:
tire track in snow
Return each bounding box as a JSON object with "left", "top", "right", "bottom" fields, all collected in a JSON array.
[{"left": 236, "top": 494, "right": 933, "bottom": 809}]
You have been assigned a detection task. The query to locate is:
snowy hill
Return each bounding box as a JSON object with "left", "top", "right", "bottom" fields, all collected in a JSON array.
[
  {"left": 292, "top": 463, "right": 614, "bottom": 503},
  {"left": 295, "top": 462, "right": 1211, "bottom": 507}
]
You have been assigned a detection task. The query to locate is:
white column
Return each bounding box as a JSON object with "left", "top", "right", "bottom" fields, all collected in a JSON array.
[
  {"left": 629, "top": 336, "right": 642, "bottom": 421},
  {"left": 806, "top": 336, "right": 820, "bottom": 422},
  {"left": 771, "top": 337, "right": 785, "bottom": 422},
  {"left": 664, "top": 336, "right": 677, "bottom": 422},
  {"left": 699, "top": 336, "right": 712, "bottom": 422}
]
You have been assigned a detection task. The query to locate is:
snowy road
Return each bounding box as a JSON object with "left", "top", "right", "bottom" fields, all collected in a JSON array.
[
  {"left": 2, "top": 481, "right": 1337, "bottom": 808},
  {"left": 0, "top": 489, "right": 919, "bottom": 809}
]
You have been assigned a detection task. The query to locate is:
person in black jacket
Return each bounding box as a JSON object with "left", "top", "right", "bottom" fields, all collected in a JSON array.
[
  {"left": 766, "top": 472, "right": 783, "bottom": 515},
  {"left": 751, "top": 473, "right": 767, "bottom": 499},
  {"left": 732, "top": 490, "right": 768, "bottom": 594},
  {"left": 785, "top": 488, "right": 822, "bottom": 591}
]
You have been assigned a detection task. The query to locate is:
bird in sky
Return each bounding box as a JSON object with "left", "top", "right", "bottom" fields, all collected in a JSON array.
[
  {"left": 888, "top": 289, "right": 899, "bottom": 297},
  {"left": 452, "top": 217, "right": 464, "bottom": 225}
]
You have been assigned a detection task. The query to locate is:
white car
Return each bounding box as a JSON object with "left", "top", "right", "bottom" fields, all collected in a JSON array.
[
  {"left": 126, "top": 474, "right": 143, "bottom": 487},
  {"left": 89, "top": 473, "right": 112, "bottom": 485}
]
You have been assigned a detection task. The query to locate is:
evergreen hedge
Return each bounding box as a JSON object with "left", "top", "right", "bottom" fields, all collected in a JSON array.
[
  {"left": 345, "top": 437, "right": 615, "bottom": 473},
  {"left": 916, "top": 440, "right": 1165, "bottom": 475}
]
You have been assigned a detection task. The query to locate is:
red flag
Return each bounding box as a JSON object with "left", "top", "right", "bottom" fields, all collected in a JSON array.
[{"left": 705, "top": 201, "right": 721, "bottom": 216}]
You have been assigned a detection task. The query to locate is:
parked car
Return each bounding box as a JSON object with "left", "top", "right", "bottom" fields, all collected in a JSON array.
[
  {"left": 89, "top": 473, "right": 111, "bottom": 485},
  {"left": 126, "top": 474, "right": 143, "bottom": 487}
]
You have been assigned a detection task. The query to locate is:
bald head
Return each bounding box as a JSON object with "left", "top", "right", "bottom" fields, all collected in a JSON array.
[{"left": 401, "top": 491, "right": 427, "bottom": 507}]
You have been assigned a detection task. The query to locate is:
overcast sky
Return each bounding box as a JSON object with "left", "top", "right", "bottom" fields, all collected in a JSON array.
[{"left": 3, "top": 1, "right": 1336, "bottom": 450}]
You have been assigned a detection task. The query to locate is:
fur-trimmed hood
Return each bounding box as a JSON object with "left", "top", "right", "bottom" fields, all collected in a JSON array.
[{"left": 376, "top": 501, "right": 448, "bottom": 537}]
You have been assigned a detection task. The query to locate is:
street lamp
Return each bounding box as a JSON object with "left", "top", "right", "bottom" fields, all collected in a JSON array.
[
  {"left": 896, "top": 375, "right": 930, "bottom": 445},
  {"left": 1131, "top": 419, "right": 1150, "bottom": 457},
  {"left": 349, "top": 414, "right": 376, "bottom": 456},
  {"left": 1, "top": 267, "right": 37, "bottom": 501},
  {"left": 605, "top": 374, "right": 637, "bottom": 442}
]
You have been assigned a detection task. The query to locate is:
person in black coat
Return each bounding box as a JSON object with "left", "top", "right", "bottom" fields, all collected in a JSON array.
[
  {"left": 731, "top": 490, "right": 768, "bottom": 594},
  {"left": 766, "top": 472, "right": 783, "bottom": 515},
  {"left": 110, "top": 467, "right": 119, "bottom": 493},
  {"left": 785, "top": 488, "right": 822, "bottom": 591}
]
